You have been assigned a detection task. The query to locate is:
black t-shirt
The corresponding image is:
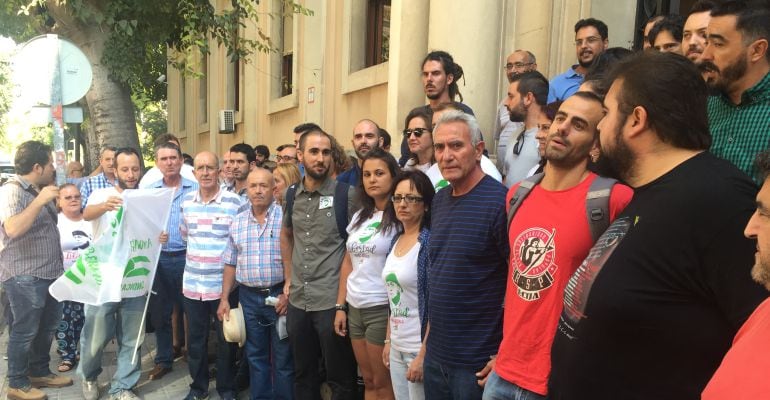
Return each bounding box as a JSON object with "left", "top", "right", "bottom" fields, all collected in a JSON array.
[{"left": 548, "top": 152, "right": 768, "bottom": 400}]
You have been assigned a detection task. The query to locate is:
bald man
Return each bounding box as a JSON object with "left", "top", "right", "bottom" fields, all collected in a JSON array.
[
  {"left": 180, "top": 151, "right": 243, "bottom": 400},
  {"left": 337, "top": 119, "right": 383, "bottom": 185}
]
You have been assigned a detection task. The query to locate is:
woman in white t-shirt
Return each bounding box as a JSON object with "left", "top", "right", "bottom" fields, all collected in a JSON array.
[
  {"left": 334, "top": 148, "right": 400, "bottom": 399},
  {"left": 56, "top": 184, "right": 93, "bottom": 372},
  {"left": 402, "top": 107, "right": 435, "bottom": 173},
  {"left": 381, "top": 170, "right": 435, "bottom": 400}
]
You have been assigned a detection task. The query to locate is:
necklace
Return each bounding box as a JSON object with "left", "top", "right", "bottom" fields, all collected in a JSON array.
[{"left": 395, "top": 232, "right": 418, "bottom": 257}]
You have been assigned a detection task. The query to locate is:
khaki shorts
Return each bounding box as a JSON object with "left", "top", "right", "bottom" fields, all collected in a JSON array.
[{"left": 347, "top": 304, "right": 389, "bottom": 345}]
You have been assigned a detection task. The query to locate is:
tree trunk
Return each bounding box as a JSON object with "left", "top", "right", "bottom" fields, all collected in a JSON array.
[{"left": 45, "top": 1, "right": 142, "bottom": 168}]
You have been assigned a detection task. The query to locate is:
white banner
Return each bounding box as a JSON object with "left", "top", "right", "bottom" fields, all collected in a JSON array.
[{"left": 50, "top": 188, "right": 174, "bottom": 305}]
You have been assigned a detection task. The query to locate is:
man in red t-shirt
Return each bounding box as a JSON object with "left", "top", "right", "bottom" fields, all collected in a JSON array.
[
  {"left": 477, "top": 92, "right": 633, "bottom": 399},
  {"left": 703, "top": 150, "right": 770, "bottom": 399}
]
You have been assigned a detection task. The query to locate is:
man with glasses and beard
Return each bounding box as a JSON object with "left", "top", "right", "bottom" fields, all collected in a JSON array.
[
  {"left": 495, "top": 50, "right": 538, "bottom": 171},
  {"left": 548, "top": 51, "right": 767, "bottom": 399},
  {"left": 701, "top": 0, "right": 770, "bottom": 183},
  {"left": 501, "top": 71, "right": 550, "bottom": 187},
  {"left": 80, "top": 147, "right": 167, "bottom": 400},
  {"left": 548, "top": 18, "right": 608, "bottom": 103}
]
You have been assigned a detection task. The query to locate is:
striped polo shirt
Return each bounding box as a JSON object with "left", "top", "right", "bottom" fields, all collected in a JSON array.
[
  {"left": 427, "top": 175, "right": 510, "bottom": 369},
  {"left": 180, "top": 188, "right": 242, "bottom": 300}
]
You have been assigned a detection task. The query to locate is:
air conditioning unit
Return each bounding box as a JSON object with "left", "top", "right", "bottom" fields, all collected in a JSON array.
[{"left": 219, "top": 110, "right": 235, "bottom": 133}]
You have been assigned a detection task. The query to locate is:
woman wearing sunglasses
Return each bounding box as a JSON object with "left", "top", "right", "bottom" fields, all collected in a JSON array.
[
  {"left": 334, "top": 148, "right": 400, "bottom": 399},
  {"left": 402, "top": 107, "right": 435, "bottom": 173},
  {"left": 381, "top": 170, "right": 435, "bottom": 400}
]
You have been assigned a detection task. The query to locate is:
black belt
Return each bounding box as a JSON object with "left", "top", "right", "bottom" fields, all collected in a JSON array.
[
  {"left": 161, "top": 250, "right": 187, "bottom": 257},
  {"left": 243, "top": 281, "right": 284, "bottom": 295}
]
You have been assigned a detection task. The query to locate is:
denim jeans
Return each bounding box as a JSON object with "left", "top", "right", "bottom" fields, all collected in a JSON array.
[
  {"left": 240, "top": 286, "right": 294, "bottom": 400},
  {"left": 149, "top": 251, "right": 185, "bottom": 367},
  {"left": 78, "top": 295, "right": 146, "bottom": 395},
  {"left": 482, "top": 371, "right": 545, "bottom": 400},
  {"left": 3, "top": 276, "right": 62, "bottom": 389},
  {"left": 423, "top": 356, "right": 484, "bottom": 400},
  {"left": 183, "top": 296, "right": 237, "bottom": 398},
  {"left": 390, "top": 348, "right": 425, "bottom": 400},
  {"left": 286, "top": 304, "right": 357, "bottom": 400}
]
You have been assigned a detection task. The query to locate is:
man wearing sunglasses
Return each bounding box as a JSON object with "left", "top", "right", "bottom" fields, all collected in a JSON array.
[
  {"left": 548, "top": 18, "right": 609, "bottom": 103},
  {"left": 495, "top": 50, "right": 537, "bottom": 172},
  {"left": 501, "top": 71, "right": 550, "bottom": 187}
]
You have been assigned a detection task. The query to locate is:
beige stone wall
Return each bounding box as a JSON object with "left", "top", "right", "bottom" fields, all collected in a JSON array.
[{"left": 167, "top": 0, "right": 637, "bottom": 160}]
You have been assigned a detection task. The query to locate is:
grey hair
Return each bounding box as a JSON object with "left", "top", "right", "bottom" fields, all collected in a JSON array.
[{"left": 434, "top": 109, "right": 483, "bottom": 146}]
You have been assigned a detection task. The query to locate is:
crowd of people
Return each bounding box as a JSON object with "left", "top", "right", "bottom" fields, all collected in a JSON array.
[{"left": 1, "top": 0, "right": 770, "bottom": 399}]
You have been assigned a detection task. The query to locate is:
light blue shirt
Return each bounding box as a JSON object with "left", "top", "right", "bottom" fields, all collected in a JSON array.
[
  {"left": 149, "top": 176, "right": 199, "bottom": 252},
  {"left": 548, "top": 66, "right": 584, "bottom": 103}
]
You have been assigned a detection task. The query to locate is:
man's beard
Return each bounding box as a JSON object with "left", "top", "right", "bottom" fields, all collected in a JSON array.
[
  {"left": 596, "top": 124, "right": 635, "bottom": 183},
  {"left": 508, "top": 102, "right": 526, "bottom": 123},
  {"left": 751, "top": 258, "right": 770, "bottom": 291},
  {"left": 708, "top": 51, "right": 748, "bottom": 94},
  {"left": 117, "top": 178, "right": 136, "bottom": 190},
  {"left": 304, "top": 162, "right": 329, "bottom": 180},
  {"left": 578, "top": 51, "right": 595, "bottom": 69}
]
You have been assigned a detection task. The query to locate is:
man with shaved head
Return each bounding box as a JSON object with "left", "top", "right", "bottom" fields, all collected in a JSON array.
[
  {"left": 180, "top": 151, "right": 243, "bottom": 400},
  {"left": 336, "top": 119, "right": 383, "bottom": 185}
]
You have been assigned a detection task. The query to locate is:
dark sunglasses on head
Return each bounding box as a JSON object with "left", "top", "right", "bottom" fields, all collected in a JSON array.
[{"left": 403, "top": 128, "right": 431, "bottom": 138}]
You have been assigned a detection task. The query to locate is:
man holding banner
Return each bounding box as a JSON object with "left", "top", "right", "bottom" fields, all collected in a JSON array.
[
  {"left": 71, "top": 147, "right": 171, "bottom": 400},
  {"left": 1, "top": 141, "right": 72, "bottom": 400}
]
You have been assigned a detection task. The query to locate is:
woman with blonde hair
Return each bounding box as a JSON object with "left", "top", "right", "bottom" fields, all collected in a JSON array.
[{"left": 272, "top": 163, "right": 301, "bottom": 207}]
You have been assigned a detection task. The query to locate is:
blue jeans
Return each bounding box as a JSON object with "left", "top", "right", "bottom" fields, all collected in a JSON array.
[
  {"left": 240, "top": 286, "right": 294, "bottom": 400},
  {"left": 423, "top": 356, "right": 484, "bottom": 400},
  {"left": 482, "top": 371, "right": 545, "bottom": 400},
  {"left": 184, "top": 296, "right": 237, "bottom": 398},
  {"left": 149, "top": 251, "right": 185, "bottom": 367},
  {"left": 3, "top": 276, "right": 62, "bottom": 389},
  {"left": 78, "top": 295, "right": 146, "bottom": 395},
  {"left": 390, "top": 348, "right": 425, "bottom": 400}
]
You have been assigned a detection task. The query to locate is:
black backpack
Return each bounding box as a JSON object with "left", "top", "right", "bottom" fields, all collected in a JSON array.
[
  {"left": 284, "top": 181, "right": 351, "bottom": 240},
  {"left": 507, "top": 173, "right": 617, "bottom": 243}
]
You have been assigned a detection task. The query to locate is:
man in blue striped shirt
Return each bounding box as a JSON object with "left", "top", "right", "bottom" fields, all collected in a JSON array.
[
  {"left": 426, "top": 110, "right": 510, "bottom": 400},
  {"left": 146, "top": 142, "right": 199, "bottom": 381},
  {"left": 180, "top": 151, "right": 242, "bottom": 400}
]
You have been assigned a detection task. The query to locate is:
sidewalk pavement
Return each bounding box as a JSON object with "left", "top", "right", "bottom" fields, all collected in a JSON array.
[{"left": 0, "top": 331, "right": 249, "bottom": 400}]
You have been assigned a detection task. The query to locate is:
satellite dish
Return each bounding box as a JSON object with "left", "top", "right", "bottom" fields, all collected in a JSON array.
[{"left": 14, "top": 35, "right": 92, "bottom": 106}]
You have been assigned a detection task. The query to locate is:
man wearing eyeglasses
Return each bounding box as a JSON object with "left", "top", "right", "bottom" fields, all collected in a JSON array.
[
  {"left": 337, "top": 119, "right": 383, "bottom": 186},
  {"left": 501, "top": 71, "right": 550, "bottom": 187},
  {"left": 548, "top": 18, "right": 609, "bottom": 103},
  {"left": 495, "top": 50, "right": 537, "bottom": 172},
  {"left": 275, "top": 144, "right": 299, "bottom": 165}
]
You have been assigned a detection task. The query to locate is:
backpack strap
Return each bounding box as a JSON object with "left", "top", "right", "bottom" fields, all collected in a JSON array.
[
  {"left": 507, "top": 173, "right": 544, "bottom": 231},
  {"left": 334, "top": 181, "right": 350, "bottom": 241},
  {"left": 585, "top": 176, "right": 617, "bottom": 242},
  {"left": 284, "top": 184, "right": 297, "bottom": 229}
]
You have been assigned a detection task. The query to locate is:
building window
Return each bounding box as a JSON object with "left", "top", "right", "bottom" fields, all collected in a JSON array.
[
  {"left": 226, "top": 54, "right": 240, "bottom": 112},
  {"left": 198, "top": 53, "right": 208, "bottom": 125},
  {"left": 365, "top": 0, "right": 390, "bottom": 67},
  {"left": 272, "top": 0, "right": 294, "bottom": 99}
]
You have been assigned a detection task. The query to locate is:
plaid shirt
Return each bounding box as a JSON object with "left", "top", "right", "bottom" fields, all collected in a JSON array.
[
  {"left": 181, "top": 189, "right": 243, "bottom": 301},
  {"left": 708, "top": 72, "right": 770, "bottom": 183},
  {"left": 223, "top": 202, "right": 284, "bottom": 288},
  {"left": 79, "top": 173, "right": 117, "bottom": 209}
]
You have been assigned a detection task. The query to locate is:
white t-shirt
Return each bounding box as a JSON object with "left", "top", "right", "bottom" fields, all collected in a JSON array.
[
  {"left": 86, "top": 186, "right": 122, "bottom": 239},
  {"left": 425, "top": 155, "right": 503, "bottom": 192},
  {"left": 345, "top": 210, "right": 396, "bottom": 308},
  {"left": 138, "top": 164, "right": 196, "bottom": 189},
  {"left": 58, "top": 214, "right": 93, "bottom": 269},
  {"left": 403, "top": 159, "right": 432, "bottom": 173},
  {"left": 382, "top": 238, "right": 422, "bottom": 353}
]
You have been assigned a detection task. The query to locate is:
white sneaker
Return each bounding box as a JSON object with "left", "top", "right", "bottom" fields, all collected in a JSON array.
[
  {"left": 82, "top": 380, "right": 99, "bottom": 400},
  {"left": 110, "top": 390, "right": 141, "bottom": 400}
]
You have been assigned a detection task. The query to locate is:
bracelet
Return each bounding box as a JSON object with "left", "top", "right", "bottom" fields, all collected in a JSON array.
[
  {"left": 383, "top": 339, "right": 391, "bottom": 344},
  {"left": 335, "top": 303, "right": 348, "bottom": 312}
]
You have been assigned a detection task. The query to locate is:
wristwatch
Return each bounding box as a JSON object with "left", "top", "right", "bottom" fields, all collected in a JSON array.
[{"left": 335, "top": 303, "right": 348, "bottom": 312}]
